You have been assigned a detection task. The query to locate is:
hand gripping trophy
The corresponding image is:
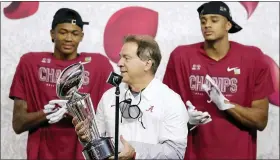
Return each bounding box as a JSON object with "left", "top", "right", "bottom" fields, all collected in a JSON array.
[{"left": 56, "top": 61, "right": 115, "bottom": 160}]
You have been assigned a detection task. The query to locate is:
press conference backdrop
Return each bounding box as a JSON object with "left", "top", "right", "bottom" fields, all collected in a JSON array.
[{"left": 1, "top": 1, "right": 279, "bottom": 159}]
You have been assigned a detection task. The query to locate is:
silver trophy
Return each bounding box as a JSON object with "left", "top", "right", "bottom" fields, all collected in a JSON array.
[{"left": 56, "top": 62, "right": 115, "bottom": 160}]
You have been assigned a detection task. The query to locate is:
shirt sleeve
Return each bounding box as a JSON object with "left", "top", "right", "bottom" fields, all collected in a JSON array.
[
  {"left": 162, "top": 46, "right": 192, "bottom": 104},
  {"left": 9, "top": 55, "right": 27, "bottom": 100},
  {"left": 129, "top": 94, "right": 189, "bottom": 159},
  {"left": 252, "top": 50, "right": 275, "bottom": 100}
]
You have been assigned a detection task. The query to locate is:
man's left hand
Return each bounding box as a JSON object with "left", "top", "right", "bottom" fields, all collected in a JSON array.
[
  {"left": 202, "top": 75, "right": 235, "bottom": 111},
  {"left": 109, "top": 135, "right": 136, "bottom": 160}
]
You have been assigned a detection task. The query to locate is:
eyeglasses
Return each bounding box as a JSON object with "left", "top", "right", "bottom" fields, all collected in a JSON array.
[{"left": 119, "top": 89, "right": 146, "bottom": 129}]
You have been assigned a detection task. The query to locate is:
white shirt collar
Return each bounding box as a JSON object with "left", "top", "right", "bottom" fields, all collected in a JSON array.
[{"left": 121, "top": 78, "right": 160, "bottom": 101}]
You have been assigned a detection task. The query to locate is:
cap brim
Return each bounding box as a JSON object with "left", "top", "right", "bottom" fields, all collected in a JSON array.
[
  {"left": 83, "top": 22, "right": 89, "bottom": 25},
  {"left": 229, "top": 20, "right": 242, "bottom": 33}
]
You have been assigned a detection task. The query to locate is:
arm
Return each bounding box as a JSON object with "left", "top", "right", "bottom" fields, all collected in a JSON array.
[
  {"left": 9, "top": 55, "right": 48, "bottom": 134},
  {"left": 225, "top": 98, "right": 269, "bottom": 131},
  {"left": 223, "top": 52, "right": 274, "bottom": 131},
  {"left": 12, "top": 98, "right": 48, "bottom": 134},
  {"left": 129, "top": 95, "right": 189, "bottom": 159},
  {"left": 163, "top": 47, "right": 193, "bottom": 130},
  {"left": 226, "top": 98, "right": 269, "bottom": 131}
]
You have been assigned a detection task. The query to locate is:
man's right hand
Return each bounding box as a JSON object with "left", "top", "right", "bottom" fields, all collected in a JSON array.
[{"left": 72, "top": 117, "right": 90, "bottom": 142}]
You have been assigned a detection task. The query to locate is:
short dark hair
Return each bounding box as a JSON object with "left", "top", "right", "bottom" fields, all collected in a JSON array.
[{"left": 123, "top": 35, "right": 162, "bottom": 74}]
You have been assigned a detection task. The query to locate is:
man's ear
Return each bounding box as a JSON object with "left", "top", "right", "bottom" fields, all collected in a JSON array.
[
  {"left": 144, "top": 59, "right": 153, "bottom": 72},
  {"left": 226, "top": 21, "right": 232, "bottom": 32},
  {"left": 80, "top": 32, "right": 84, "bottom": 42},
  {"left": 50, "top": 29, "right": 55, "bottom": 42}
]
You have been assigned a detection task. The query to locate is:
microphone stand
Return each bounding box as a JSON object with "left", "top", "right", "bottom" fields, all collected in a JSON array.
[
  {"left": 114, "top": 85, "right": 120, "bottom": 160},
  {"left": 106, "top": 72, "right": 122, "bottom": 160}
]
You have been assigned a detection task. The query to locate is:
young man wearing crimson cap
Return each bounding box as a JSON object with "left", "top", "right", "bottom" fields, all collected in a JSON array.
[{"left": 163, "top": 1, "right": 274, "bottom": 159}]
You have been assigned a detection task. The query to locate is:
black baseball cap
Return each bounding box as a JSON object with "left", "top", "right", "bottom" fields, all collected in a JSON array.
[
  {"left": 197, "top": 1, "right": 242, "bottom": 33},
  {"left": 51, "top": 8, "right": 89, "bottom": 30}
]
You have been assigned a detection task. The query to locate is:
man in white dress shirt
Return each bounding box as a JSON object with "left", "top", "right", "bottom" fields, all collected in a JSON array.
[{"left": 73, "top": 35, "right": 189, "bottom": 159}]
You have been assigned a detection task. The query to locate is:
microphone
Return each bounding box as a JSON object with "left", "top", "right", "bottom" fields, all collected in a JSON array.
[
  {"left": 106, "top": 72, "right": 123, "bottom": 160},
  {"left": 106, "top": 72, "right": 123, "bottom": 87}
]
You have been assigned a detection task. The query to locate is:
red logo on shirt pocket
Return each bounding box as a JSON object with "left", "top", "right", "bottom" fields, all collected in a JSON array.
[{"left": 146, "top": 106, "right": 154, "bottom": 112}]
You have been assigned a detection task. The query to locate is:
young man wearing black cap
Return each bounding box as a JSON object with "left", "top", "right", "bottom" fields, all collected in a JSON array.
[
  {"left": 163, "top": 1, "right": 274, "bottom": 160},
  {"left": 9, "top": 8, "right": 113, "bottom": 159}
]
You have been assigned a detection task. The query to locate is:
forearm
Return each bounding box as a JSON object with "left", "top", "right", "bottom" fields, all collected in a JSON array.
[
  {"left": 13, "top": 110, "right": 48, "bottom": 134},
  {"left": 225, "top": 103, "right": 268, "bottom": 131},
  {"left": 129, "top": 140, "right": 186, "bottom": 159}
]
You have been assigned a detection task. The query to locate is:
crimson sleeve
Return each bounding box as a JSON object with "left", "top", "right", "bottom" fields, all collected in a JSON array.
[
  {"left": 9, "top": 55, "right": 27, "bottom": 100},
  {"left": 252, "top": 50, "right": 275, "bottom": 100}
]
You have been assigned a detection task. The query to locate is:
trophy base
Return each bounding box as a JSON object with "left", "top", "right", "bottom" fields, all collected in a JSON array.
[{"left": 82, "top": 137, "right": 115, "bottom": 160}]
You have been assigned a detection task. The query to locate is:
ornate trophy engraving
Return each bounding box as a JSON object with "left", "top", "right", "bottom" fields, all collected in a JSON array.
[{"left": 56, "top": 62, "right": 115, "bottom": 160}]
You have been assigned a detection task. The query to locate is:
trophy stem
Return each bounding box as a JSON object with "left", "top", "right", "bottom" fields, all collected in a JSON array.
[
  {"left": 114, "top": 86, "right": 120, "bottom": 160},
  {"left": 68, "top": 93, "right": 101, "bottom": 140},
  {"left": 82, "top": 94, "right": 101, "bottom": 140},
  {"left": 87, "top": 95, "right": 101, "bottom": 139}
]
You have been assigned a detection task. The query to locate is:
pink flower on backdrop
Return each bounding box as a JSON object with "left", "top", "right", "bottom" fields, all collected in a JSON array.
[
  {"left": 103, "top": 6, "right": 158, "bottom": 63},
  {"left": 239, "top": 2, "right": 259, "bottom": 19},
  {"left": 3, "top": 2, "right": 39, "bottom": 19},
  {"left": 263, "top": 54, "right": 279, "bottom": 107}
]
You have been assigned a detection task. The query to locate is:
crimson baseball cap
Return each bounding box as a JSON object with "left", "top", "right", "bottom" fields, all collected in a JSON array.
[
  {"left": 51, "top": 8, "right": 89, "bottom": 30},
  {"left": 197, "top": 1, "right": 242, "bottom": 33}
]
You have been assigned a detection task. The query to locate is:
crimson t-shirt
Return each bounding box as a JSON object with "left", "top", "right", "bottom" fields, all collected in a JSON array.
[
  {"left": 9, "top": 52, "right": 114, "bottom": 159},
  {"left": 163, "top": 41, "right": 274, "bottom": 160}
]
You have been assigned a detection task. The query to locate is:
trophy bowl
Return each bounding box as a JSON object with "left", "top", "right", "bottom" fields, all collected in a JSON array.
[{"left": 56, "top": 62, "right": 85, "bottom": 100}]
